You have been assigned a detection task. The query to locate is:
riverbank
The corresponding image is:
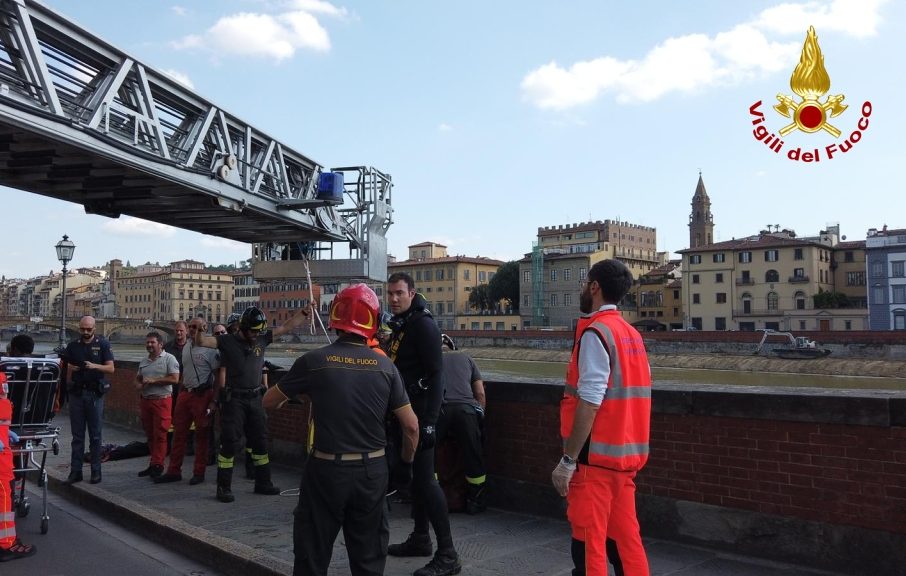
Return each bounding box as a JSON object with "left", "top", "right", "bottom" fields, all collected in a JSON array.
[{"left": 460, "top": 347, "right": 906, "bottom": 379}]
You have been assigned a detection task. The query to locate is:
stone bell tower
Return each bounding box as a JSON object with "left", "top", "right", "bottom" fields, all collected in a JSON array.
[{"left": 689, "top": 172, "right": 714, "bottom": 248}]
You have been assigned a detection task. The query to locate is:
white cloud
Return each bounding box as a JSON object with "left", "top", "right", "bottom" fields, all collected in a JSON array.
[
  {"left": 102, "top": 217, "right": 177, "bottom": 237},
  {"left": 287, "top": 0, "right": 348, "bottom": 18},
  {"left": 162, "top": 68, "right": 194, "bottom": 89},
  {"left": 756, "top": 0, "right": 888, "bottom": 38},
  {"left": 201, "top": 236, "right": 249, "bottom": 252},
  {"left": 521, "top": 0, "right": 886, "bottom": 109},
  {"left": 438, "top": 123, "right": 453, "bottom": 132},
  {"left": 171, "top": 5, "right": 187, "bottom": 17},
  {"left": 172, "top": 3, "right": 342, "bottom": 61}
]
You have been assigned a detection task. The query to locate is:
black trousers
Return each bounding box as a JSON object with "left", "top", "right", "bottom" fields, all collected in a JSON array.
[
  {"left": 219, "top": 395, "right": 268, "bottom": 460},
  {"left": 293, "top": 455, "right": 389, "bottom": 576},
  {"left": 437, "top": 403, "right": 486, "bottom": 482},
  {"left": 410, "top": 443, "right": 455, "bottom": 550}
]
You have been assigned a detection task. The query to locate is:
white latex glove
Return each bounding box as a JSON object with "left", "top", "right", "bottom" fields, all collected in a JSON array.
[{"left": 551, "top": 457, "right": 577, "bottom": 497}]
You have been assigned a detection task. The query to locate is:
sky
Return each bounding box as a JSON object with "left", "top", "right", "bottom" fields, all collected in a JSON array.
[{"left": 2, "top": 0, "right": 903, "bottom": 279}]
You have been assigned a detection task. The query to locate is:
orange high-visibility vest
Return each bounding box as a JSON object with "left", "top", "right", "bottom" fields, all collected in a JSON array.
[{"left": 560, "top": 310, "right": 651, "bottom": 472}]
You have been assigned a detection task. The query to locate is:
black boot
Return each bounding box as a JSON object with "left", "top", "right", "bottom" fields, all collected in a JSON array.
[
  {"left": 388, "top": 532, "right": 433, "bottom": 557},
  {"left": 216, "top": 467, "right": 234, "bottom": 503},
  {"left": 253, "top": 462, "right": 280, "bottom": 495},
  {"left": 466, "top": 483, "right": 487, "bottom": 515}
]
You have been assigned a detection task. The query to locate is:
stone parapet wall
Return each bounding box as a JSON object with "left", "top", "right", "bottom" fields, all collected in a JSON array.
[{"left": 99, "top": 361, "right": 906, "bottom": 575}]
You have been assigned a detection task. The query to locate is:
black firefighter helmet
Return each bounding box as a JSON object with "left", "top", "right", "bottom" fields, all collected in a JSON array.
[{"left": 239, "top": 306, "right": 267, "bottom": 332}]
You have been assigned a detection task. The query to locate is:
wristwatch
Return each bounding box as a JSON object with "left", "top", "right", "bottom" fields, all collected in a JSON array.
[{"left": 561, "top": 454, "right": 576, "bottom": 466}]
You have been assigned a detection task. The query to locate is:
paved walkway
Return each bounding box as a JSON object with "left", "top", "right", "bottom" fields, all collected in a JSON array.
[{"left": 22, "top": 413, "right": 845, "bottom": 576}]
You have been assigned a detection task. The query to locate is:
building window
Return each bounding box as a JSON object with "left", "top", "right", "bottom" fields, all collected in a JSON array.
[
  {"left": 893, "top": 261, "right": 905, "bottom": 278},
  {"left": 579, "top": 267, "right": 587, "bottom": 280},
  {"left": 673, "top": 290, "right": 680, "bottom": 299},
  {"left": 893, "top": 285, "right": 906, "bottom": 304},
  {"left": 871, "top": 261, "right": 884, "bottom": 277},
  {"left": 716, "top": 293, "right": 727, "bottom": 304},
  {"left": 715, "top": 273, "right": 723, "bottom": 283},
  {"left": 564, "top": 293, "right": 572, "bottom": 307},
  {"left": 799, "top": 320, "right": 807, "bottom": 330},
  {"left": 550, "top": 269, "right": 557, "bottom": 282},
  {"left": 691, "top": 317, "right": 702, "bottom": 330},
  {"left": 844, "top": 251, "right": 854, "bottom": 263},
  {"left": 847, "top": 271, "right": 865, "bottom": 286},
  {"left": 894, "top": 310, "right": 906, "bottom": 330},
  {"left": 794, "top": 248, "right": 804, "bottom": 260},
  {"left": 478, "top": 271, "right": 486, "bottom": 282},
  {"left": 873, "top": 286, "right": 885, "bottom": 304},
  {"left": 765, "top": 270, "right": 779, "bottom": 283},
  {"left": 523, "top": 294, "right": 529, "bottom": 306},
  {"left": 739, "top": 251, "right": 752, "bottom": 263},
  {"left": 845, "top": 320, "right": 852, "bottom": 330},
  {"left": 795, "top": 291, "right": 806, "bottom": 309},
  {"left": 550, "top": 293, "right": 558, "bottom": 306},
  {"left": 765, "top": 250, "right": 779, "bottom": 262},
  {"left": 793, "top": 268, "right": 805, "bottom": 280},
  {"left": 523, "top": 270, "right": 530, "bottom": 283},
  {"left": 563, "top": 268, "right": 571, "bottom": 281},
  {"left": 436, "top": 269, "right": 444, "bottom": 280},
  {"left": 690, "top": 255, "right": 701, "bottom": 264},
  {"left": 767, "top": 291, "right": 779, "bottom": 310},
  {"left": 715, "top": 317, "right": 726, "bottom": 330},
  {"left": 692, "top": 293, "right": 700, "bottom": 304},
  {"left": 692, "top": 274, "right": 700, "bottom": 284},
  {"left": 416, "top": 271, "right": 422, "bottom": 282},
  {"left": 713, "top": 253, "right": 725, "bottom": 263}
]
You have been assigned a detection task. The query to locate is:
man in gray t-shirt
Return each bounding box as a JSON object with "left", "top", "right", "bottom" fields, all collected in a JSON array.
[
  {"left": 156, "top": 317, "right": 221, "bottom": 485},
  {"left": 135, "top": 331, "right": 180, "bottom": 479},
  {"left": 438, "top": 334, "right": 488, "bottom": 514}
]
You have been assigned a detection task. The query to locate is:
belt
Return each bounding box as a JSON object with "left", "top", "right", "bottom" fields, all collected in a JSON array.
[
  {"left": 142, "top": 394, "right": 172, "bottom": 400},
  {"left": 186, "top": 386, "right": 213, "bottom": 394},
  {"left": 312, "top": 448, "right": 385, "bottom": 462},
  {"left": 232, "top": 388, "right": 262, "bottom": 399}
]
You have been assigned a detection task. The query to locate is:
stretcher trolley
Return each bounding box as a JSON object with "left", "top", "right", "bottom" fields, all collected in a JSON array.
[{"left": 2, "top": 357, "right": 62, "bottom": 535}]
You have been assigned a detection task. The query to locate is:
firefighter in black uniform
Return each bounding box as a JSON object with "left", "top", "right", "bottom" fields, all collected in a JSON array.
[
  {"left": 264, "top": 284, "right": 419, "bottom": 576},
  {"left": 194, "top": 305, "right": 308, "bottom": 503},
  {"left": 385, "top": 272, "right": 461, "bottom": 576}
]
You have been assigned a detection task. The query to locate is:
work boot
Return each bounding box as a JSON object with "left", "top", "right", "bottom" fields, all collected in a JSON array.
[
  {"left": 465, "top": 483, "right": 487, "bottom": 515},
  {"left": 253, "top": 463, "right": 281, "bottom": 495},
  {"left": 414, "top": 549, "right": 461, "bottom": 576},
  {"left": 388, "top": 532, "right": 433, "bottom": 557},
  {"left": 216, "top": 467, "right": 234, "bottom": 503},
  {"left": 63, "top": 471, "right": 83, "bottom": 485}
]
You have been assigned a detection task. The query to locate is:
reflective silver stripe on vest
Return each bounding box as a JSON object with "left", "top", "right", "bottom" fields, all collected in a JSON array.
[
  {"left": 593, "top": 321, "right": 622, "bottom": 390},
  {"left": 589, "top": 441, "right": 650, "bottom": 458},
  {"left": 0, "top": 511, "right": 15, "bottom": 521},
  {"left": 604, "top": 386, "right": 651, "bottom": 400}
]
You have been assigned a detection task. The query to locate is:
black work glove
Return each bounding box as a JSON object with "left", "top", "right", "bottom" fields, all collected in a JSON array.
[
  {"left": 390, "top": 460, "right": 413, "bottom": 490},
  {"left": 418, "top": 425, "right": 436, "bottom": 451}
]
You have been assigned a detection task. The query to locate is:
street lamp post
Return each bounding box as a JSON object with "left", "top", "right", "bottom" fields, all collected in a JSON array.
[{"left": 55, "top": 234, "right": 76, "bottom": 351}]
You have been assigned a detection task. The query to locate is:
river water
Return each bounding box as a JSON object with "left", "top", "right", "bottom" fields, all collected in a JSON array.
[{"left": 23, "top": 342, "right": 906, "bottom": 392}]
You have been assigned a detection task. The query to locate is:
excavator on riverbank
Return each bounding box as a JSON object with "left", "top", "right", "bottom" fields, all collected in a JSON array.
[{"left": 753, "top": 329, "right": 832, "bottom": 359}]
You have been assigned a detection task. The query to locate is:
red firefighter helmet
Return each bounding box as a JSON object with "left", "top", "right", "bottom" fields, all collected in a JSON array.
[{"left": 329, "top": 284, "right": 380, "bottom": 339}]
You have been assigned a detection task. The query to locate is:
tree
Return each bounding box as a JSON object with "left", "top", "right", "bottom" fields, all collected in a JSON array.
[
  {"left": 813, "top": 289, "right": 851, "bottom": 309},
  {"left": 489, "top": 261, "right": 520, "bottom": 311},
  {"left": 468, "top": 284, "right": 492, "bottom": 312}
]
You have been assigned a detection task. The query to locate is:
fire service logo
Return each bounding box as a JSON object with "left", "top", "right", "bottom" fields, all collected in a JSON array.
[{"left": 749, "top": 26, "right": 872, "bottom": 162}]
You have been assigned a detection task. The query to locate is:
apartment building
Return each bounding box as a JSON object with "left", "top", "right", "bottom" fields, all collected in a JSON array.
[
  {"left": 116, "top": 259, "right": 234, "bottom": 324},
  {"left": 232, "top": 270, "right": 261, "bottom": 315},
  {"left": 633, "top": 261, "right": 683, "bottom": 331},
  {"left": 678, "top": 230, "right": 868, "bottom": 331},
  {"left": 259, "top": 280, "right": 320, "bottom": 332},
  {"left": 388, "top": 242, "right": 512, "bottom": 331},
  {"left": 866, "top": 226, "right": 906, "bottom": 330},
  {"left": 519, "top": 220, "right": 663, "bottom": 329}
]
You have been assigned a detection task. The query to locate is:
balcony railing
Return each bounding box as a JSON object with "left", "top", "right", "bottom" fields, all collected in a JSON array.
[
  {"left": 735, "top": 278, "right": 755, "bottom": 285},
  {"left": 733, "top": 308, "right": 784, "bottom": 317},
  {"left": 788, "top": 275, "right": 810, "bottom": 283}
]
